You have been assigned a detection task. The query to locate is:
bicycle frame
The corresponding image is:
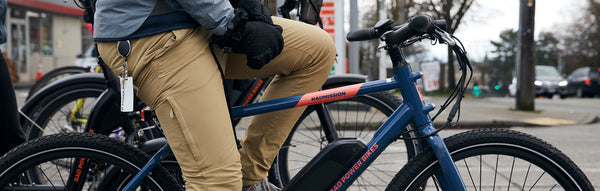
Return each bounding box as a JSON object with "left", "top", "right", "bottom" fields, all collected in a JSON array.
[{"left": 122, "top": 62, "right": 467, "bottom": 191}]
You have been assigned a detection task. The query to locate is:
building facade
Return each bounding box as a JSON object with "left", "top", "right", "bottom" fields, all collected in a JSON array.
[{"left": 4, "top": 0, "right": 89, "bottom": 83}]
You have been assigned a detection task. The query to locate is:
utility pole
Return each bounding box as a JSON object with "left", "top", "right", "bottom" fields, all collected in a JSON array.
[
  {"left": 378, "top": 0, "right": 387, "bottom": 79},
  {"left": 516, "top": 0, "right": 536, "bottom": 111},
  {"left": 348, "top": 0, "right": 359, "bottom": 74}
]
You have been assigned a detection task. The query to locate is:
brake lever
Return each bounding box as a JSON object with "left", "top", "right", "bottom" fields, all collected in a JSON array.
[{"left": 435, "top": 28, "right": 456, "bottom": 46}]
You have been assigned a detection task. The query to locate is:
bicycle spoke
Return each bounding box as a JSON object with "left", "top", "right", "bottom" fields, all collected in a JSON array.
[
  {"left": 507, "top": 157, "right": 515, "bottom": 191},
  {"left": 302, "top": 114, "right": 322, "bottom": 139},
  {"left": 55, "top": 162, "right": 66, "bottom": 185},
  {"left": 462, "top": 158, "right": 477, "bottom": 191},
  {"left": 38, "top": 164, "right": 58, "bottom": 190},
  {"left": 527, "top": 171, "right": 545, "bottom": 191},
  {"left": 479, "top": 155, "right": 482, "bottom": 191},
  {"left": 362, "top": 164, "right": 392, "bottom": 183},
  {"left": 493, "top": 154, "right": 498, "bottom": 191},
  {"left": 287, "top": 150, "right": 316, "bottom": 160},
  {"left": 354, "top": 103, "right": 359, "bottom": 133},
  {"left": 292, "top": 129, "right": 322, "bottom": 144},
  {"left": 432, "top": 175, "right": 441, "bottom": 191},
  {"left": 521, "top": 164, "right": 531, "bottom": 191}
]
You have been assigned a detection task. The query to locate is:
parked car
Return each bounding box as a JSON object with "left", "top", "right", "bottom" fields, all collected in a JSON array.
[
  {"left": 74, "top": 42, "right": 98, "bottom": 69},
  {"left": 508, "top": 65, "right": 568, "bottom": 98},
  {"left": 508, "top": 77, "right": 516, "bottom": 97},
  {"left": 565, "top": 67, "right": 600, "bottom": 97},
  {"left": 535, "top": 65, "right": 568, "bottom": 99}
]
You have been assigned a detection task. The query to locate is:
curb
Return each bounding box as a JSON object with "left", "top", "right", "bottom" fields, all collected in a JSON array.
[
  {"left": 13, "top": 82, "right": 34, "bottom": 90},
  {"left": 437, "top": 115, "right": 600, "bottom": 129},
  {"left": 434, "top": 121, "right": 540, "bottom": 129}
]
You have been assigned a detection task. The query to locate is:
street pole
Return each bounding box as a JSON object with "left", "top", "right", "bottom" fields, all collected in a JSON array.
[
  {"left": 334, "top": 0, "right": 346, "bottom": 75},
  {"left": 516, "top": 0, "right": 536, "bottom": 111},
  {"left": 349, "top": 0, "right": 359, "bottom": 74},
  {"left": 378, "top": 0, "right": 387, "bottom": 80}
]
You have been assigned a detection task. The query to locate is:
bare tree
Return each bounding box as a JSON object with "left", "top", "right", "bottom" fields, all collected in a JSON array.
[
  {"left": 559, "top": 0, "right": 600, "bottom": 73},
  {"left": 416, "top": 0, "right": 475, "bottom": 91},
  {"left": 359, "top": 0, "right": 420, "bottom": 79},
  {"left": 390, "top": 0, "right": 416, "bottom": 23}
]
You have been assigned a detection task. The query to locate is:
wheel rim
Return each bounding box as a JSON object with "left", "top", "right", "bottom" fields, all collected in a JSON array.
[
  {"left": 405, "top": 143, "right": 582, "bottom": 191},
  {"left": 25, "top": 89, "right": 103, "bottom": 140},
  {"left": 282, "top": 95, "right": 417, "bottom": 190},
  {"left": 1, "top": 148, "right": 166, "bottom": 190}
]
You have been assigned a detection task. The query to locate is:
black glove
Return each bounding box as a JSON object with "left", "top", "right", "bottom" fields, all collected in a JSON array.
[
  {"left": 234, "top": 21, "right": 283, "bottom": 69},
  {"left": 234, "top": 0, "right": 273, "bottom": 24},
  {"left": 212, "top": 9, "right": 284, "bottom": 70}
]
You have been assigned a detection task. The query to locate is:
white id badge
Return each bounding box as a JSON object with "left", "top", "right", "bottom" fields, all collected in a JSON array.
[{"left": 120, "top": 76, "right": 134, "bottom": 112}]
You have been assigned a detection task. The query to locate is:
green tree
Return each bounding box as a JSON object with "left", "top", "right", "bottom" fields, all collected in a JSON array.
[
  {"left": 536, "top": 32, "right": 560, "bottom": 67},
  {"left": 359, "top": 0, "right": 424, "bottom": 80},
  {"left": 487, "top": 29, "right": 518, "bottom": 91},
  {"left": 486, "top": 29, "right": 561, "bottom": 92}
]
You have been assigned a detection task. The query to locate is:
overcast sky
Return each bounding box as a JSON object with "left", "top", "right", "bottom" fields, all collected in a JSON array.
[
  {"left": 353, "top": 0, "right": 589, "bottom": 61},
  {"left": 425, "top": 0, "right": 589, "bottom": 61}
]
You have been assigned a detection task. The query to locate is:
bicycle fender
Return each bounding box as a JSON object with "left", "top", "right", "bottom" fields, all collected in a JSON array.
[
  {"left": 84, "top": 87, "right": 142, "bottom": 136},
  {"left": 323, "top": 74, "right": 367, "bottom": 89},
  {"left": 138, "top": 137, "right": 169, "bottom": 154},
  {"left": 20, "top": 73, "right": 106, "bottom": 120}
]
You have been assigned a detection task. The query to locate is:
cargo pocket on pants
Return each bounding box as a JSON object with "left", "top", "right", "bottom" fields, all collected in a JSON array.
[{"left": 164, "top": 96, "right": 203, "bottom": 163}]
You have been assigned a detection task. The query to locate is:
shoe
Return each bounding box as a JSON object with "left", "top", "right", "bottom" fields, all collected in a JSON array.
[{"left": 241, "top": 178, "right": 281, "bottom": 191}]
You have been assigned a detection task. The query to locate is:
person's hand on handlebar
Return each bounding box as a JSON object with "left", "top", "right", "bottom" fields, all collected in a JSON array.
[
  {"left": 236, "top": 0, "right": 274, "bottom": 24},
  {"left": 212, "top": 8, "right": 284, "bottom": 70}
]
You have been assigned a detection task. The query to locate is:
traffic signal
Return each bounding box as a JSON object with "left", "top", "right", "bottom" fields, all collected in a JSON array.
[{"left": 473, "top": 82, "right": 481, "bottom": 97}]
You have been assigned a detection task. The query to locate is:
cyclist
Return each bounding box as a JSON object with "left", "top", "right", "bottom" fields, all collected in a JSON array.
[
  {"left": 0, "top": 0, "right": 26, "bottom": 156},
  {"left": 94, "top": 0, "right": 335, "bottom": 190}
]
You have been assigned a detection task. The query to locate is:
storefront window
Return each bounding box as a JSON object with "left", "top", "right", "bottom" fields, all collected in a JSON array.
[
  {"left": 27, "top": 11, "right": 52, "bottom": 56},
  {"left": 41, "top": 13, "right": 53, "bottom": 55},
  {"left": 28, "top": 11, "right": 40, "bottom": 54}
]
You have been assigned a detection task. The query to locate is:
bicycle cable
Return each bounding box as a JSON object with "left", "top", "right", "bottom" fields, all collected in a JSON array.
[{"left": 398, "top": 32, "right": 473, "bottom": 140}]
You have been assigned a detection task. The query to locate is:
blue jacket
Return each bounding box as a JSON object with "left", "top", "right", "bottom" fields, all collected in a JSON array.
[{"left": 94, "top": 0, "right": 234, "bottom": 41}]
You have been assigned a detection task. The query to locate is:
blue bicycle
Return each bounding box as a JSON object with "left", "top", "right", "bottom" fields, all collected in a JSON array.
[{"left": 0, "top": 15, "right": 593, "bottom": 191}]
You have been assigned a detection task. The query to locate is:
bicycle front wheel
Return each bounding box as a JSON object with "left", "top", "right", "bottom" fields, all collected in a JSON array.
[
  {"left": 0, "top": 133, "right": 181, "bottom": 191},
  {"left": 387, "top": 128, "right": 594, "bottom": 191}
]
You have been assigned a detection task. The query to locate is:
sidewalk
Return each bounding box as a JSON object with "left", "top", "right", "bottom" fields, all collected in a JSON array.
[
  {"left": 424, "top": 96, "right": 600, "bottom": 128},
  {"left": 13, "top": 81, "right": 34, "bottom": 90}
]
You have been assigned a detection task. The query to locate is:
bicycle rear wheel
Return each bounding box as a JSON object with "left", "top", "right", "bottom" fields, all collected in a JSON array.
[
  {"left": 26, "top": 66, "right": 90, "bottom": 100},
  {"left": 273, "top": 91, "right": 420, "bottom": 190},
  {"left": 22, "top": 82, "right": 104, "bottom": 140},
  {"left": 387, "top": 128, "right": 594, "bottom": 191},
  {"left": 0, "top": 133, "right": 181, "bottom": 191}
]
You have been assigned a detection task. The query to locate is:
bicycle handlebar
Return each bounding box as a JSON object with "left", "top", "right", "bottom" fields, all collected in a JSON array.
[
  {"left": 347, "top": 14, "right": 446, "bottom": 44},
  {"left": 278, "top": 0, "right": 298, "bottom": 19}
]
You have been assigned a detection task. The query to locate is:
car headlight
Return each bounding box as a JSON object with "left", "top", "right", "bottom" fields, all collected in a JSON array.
[
  {"left": 534, "top": 80, "right": 542, "bottom": 86},
  {"left": 558, "top": 80, "right": 568, "bottom": 86}
]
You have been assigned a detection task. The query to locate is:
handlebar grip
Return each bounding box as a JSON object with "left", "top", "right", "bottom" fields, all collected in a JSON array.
[
  {"left": 434, "top": 20, "right": 447, "bottom": 31},
  {"left": 347, "top": 28, "right": 377, "bottom": 42},
  {"left": 408, "top": 14, "right": 435, "bottom": 33}
]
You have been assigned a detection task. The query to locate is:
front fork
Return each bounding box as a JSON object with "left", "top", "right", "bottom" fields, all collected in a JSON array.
[
  {"left": 418, "top": 123, "right": 466, "bottom": 190},
  {"left": 394, "top": 66, "right": 466, "bottom": 191}
]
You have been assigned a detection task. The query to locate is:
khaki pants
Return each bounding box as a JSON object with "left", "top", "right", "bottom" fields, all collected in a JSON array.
[{"left": 98, "top": 17, "right": 335, "bottom": 190}]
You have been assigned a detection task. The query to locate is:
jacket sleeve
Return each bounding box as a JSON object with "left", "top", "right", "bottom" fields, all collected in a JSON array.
[{"left": 173, "top": 0, "right": 235, "bottom": 35}]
